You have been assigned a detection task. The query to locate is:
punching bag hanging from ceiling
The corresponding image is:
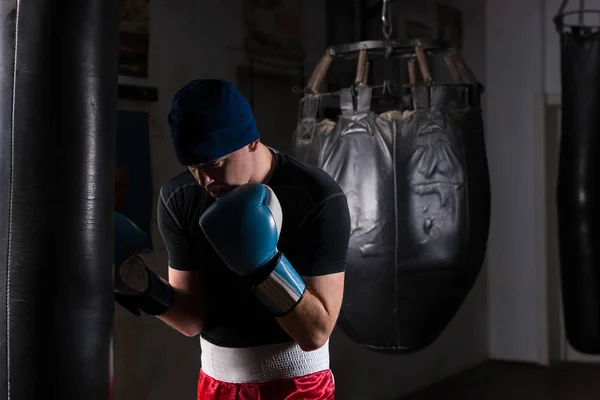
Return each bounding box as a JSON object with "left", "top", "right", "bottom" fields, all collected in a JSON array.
[
  {"left": 0, "top": 0, "right": 118, "bottom": 398},
  {"left": 291, "top": 35, "right": 491, "bottom": 352},
  {"left": 554, "top": 0, "right": 600, "bottom": 355}
]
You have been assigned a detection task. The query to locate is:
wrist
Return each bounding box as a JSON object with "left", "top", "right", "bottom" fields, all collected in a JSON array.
[
  {"left": 252, "top": 252, "right": 306, "bottom": 317},
  {"left": 115, "top": 255, "right": 174, "bottom": 316},
  {"left": 141, "top": 268, "right": 175, "bottom": 316}
]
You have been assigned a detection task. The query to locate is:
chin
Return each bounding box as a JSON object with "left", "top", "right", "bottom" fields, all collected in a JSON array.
[{"left": 210, "top": 186, "right": 235, "bottom": 199}]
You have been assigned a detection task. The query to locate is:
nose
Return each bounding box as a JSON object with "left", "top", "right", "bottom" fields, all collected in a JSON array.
[{"left": 197, "top": 170, "right": 214, "bottom": 187}]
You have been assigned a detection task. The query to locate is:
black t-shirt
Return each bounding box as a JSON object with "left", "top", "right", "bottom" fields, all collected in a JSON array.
[{"left": 157, "top": 149, "right": 351, "bottom": 348}]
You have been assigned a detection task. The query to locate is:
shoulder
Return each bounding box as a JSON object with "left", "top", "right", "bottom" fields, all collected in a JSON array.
[
  {"left": 159, "top": 169, "right": 201, "bottom": 207},
  {"left": 158, "top": 170, "right": 211, "bottom": 228},
  {"left": 272, "top": 150, "right": 346, "bottom": 210}
]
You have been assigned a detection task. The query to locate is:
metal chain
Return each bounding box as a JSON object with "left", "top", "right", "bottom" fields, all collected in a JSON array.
[{"left": 381, "top": 0, "right": 393, "bottom": 39}]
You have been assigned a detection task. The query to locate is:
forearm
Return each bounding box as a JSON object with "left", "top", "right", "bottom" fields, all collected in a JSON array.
[
  {"left": 275, "top": 288, "right": 334, "bottom": 352},
  {"left": 248, "top": 254, "right": 341, "bottom": 352},
  {"left": 156, "top": 282, "right": 205, "bottom": 337},
  {"left": 116, "top": 259, "right": 205, "bottom": 337}
]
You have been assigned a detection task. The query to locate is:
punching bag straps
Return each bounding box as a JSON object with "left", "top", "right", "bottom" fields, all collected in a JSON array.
[
  {"left": 292, "top": 92, "right": 323, "bottom": 164},
  {"left": 453, "top": 52, "right": 476, "bottom": 83},
  {"left": 355, "top": 46, "right": 369, "bottom": 87},
  {"left": 306, "top": 48, "right": 334, "bottom": 94},
  {"left": 356, "top": 86, "right": 372, "bottom": 113},
  {"left": 339, "top": 86, "right": 372, "bottom": 115},
  {"left": 444, "top": 48, "right": 476, "bottom": 84},
  {"left": 414, "top": 39, "right": 433, "bottom": 85},
  {"left": 407, "top": 57, "right": 418, "bottom": 110},
  {"left": 406, "top": 40, "right": 435, "bottom": 110},
  {"left": 444, "top": 52, "right": 462, "bottom": 84},
  {"left": 298, "top": 94, "right": 321, "bottom": 120},
  {"left": 443, "top": 48, "right": 480, "bottom": 108},
  {"left": 340, "top": 89, "right": 355, "bottom": 115},
  {"left": 407, "top": 57, "right": 417, "bottom": 84}
]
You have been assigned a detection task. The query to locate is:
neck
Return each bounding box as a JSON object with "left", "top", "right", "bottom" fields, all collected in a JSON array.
[{"left": 251, "top": 143, "right": 276, "bottom": 184}]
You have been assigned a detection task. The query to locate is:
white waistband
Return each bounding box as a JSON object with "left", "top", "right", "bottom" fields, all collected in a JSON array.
[{"left": 199, "top": 336, "right": 330, "bottom": 383}]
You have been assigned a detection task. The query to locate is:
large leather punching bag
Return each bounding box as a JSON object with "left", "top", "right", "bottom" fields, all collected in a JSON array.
[
  {"left": 292, "top": 40, "right": 491, "bottom": 352},
  {"left": 555, "top": 5, "right": 600, "bottom": 354},
  {"left": 0, "top": 1, "right": 119, "bottom": 398}
]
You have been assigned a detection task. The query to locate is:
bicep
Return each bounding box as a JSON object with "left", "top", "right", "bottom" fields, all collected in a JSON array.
[
  {"left": 294, "top": 193, "right": 351, "bottom": 276},
  {"left": 168, "top": 267, "right": 204, "bottom": 296},
  {"left": 157, "top": 191, "right": 201, "bottom": 271}
]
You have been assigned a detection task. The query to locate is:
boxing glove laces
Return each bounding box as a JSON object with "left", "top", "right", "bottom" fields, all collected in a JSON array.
[{"left": 199, "top": 183, "right": 306, "bottom": 316}]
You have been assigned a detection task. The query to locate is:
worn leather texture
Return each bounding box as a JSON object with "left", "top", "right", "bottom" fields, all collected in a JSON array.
[
  {"left": 292, "top": 84, "right": 490, "bottom": 353},
  {"left": 0, "top": 0, "right": 119, "bottom": 398},
  {"left": 557, "top": 26, "right": 600, "bottom": 355}
]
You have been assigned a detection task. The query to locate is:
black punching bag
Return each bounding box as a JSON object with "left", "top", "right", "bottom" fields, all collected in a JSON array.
[
  {"left": 0, "top": 1, "right": 119, "bottom": 399},
  {"left": 555, "top": 10, "right": 600, "bottom": 354},
  {"left": 292, "top": 41, "right": 490, "bottom": 352}
]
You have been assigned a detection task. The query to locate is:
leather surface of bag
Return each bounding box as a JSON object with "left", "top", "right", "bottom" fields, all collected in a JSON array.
[
  {"left": 0, "top": 1, "right": 119, "bottom": 397},
  {"left": 555, "top": 9, "right": 600, "bottom": 354},
  {"left": 291, "top": 40, "right": 491, "bottom": 352}
]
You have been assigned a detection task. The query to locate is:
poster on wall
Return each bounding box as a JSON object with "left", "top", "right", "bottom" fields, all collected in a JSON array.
[
  {"left": 119, "top": 0, "right": 150, "bottom": 78},
  {"left": 115, "top": 110, "right": 153, "bottom": 249},
  {"left": 243, "top": 0, "right": 306, "bottom": 69},
  {"left": 437, "top": 4, "right": 462, "bottom": 49}
]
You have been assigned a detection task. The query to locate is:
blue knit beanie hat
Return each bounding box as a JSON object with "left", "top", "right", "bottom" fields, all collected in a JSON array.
[{"left": 168, "top": 79, "right": 259, "bottom": 166}]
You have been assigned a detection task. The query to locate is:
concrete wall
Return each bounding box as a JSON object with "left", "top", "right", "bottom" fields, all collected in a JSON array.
[
  {"left": 113, "top": 1, "right": 489, "bottom": 399},
  {"left": 484, "top": 0, "right": 546, "bottom": 364}
]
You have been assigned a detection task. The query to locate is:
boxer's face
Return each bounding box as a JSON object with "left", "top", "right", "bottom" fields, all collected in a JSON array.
[{"left": 188, "top": 143, "right": 257, "bottom": 198}]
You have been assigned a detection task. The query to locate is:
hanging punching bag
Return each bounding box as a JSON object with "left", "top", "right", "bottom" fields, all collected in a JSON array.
[
  {"left": 555, "top": 5, "right": 600, "bottom": 354},
  {"left": 0, "top": 1, "right": 119, "bottom": 398},
  {"left": 292, "top": 40, "right": 490, "bottom": 353}
]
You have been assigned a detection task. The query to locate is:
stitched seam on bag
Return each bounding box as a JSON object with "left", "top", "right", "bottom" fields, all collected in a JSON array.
[{"left": 7, "top": 2, "right": 20, "bottom": 395}]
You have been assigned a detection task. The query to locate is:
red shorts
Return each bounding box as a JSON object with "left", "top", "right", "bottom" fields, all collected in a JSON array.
[{"left": 197, "top": 369, "right": 335, "bottom": 400}]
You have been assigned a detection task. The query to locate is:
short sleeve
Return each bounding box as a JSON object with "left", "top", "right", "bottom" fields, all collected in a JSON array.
[
  {"left": 292, "top": 192, "right": 351, "bottom": 277},
  {"left": 157, "top": 187, "right": 202, "bottom": 271}
]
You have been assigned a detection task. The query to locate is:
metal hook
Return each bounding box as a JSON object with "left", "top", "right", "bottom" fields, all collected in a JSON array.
[{"left": 381, "top": 0, "right": 393, "bottom": 39}]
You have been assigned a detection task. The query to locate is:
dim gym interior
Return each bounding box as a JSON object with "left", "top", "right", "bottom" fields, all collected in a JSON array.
[{"left": 1, "top": 0, "right": 600, "bottom": 399}]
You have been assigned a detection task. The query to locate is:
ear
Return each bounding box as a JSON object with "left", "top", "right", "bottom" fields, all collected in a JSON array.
[{"left": 247, "top": 139, "right": 260, "bottom": 152}]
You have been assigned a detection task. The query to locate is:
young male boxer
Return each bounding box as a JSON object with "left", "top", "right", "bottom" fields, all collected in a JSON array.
[{"left": 114, "top": 79, "right": 351, "bottom": 399}]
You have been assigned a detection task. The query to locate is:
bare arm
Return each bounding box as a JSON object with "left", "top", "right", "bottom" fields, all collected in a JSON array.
[
  {"left": 275, "top": 272, "right": 345, "bottom": 351},
  {"left": 271, "top": 192, "right": 350, "bottom": 352},
  {"left": 154, "top": 186, "right": 209, "bottom": 336},
  {"left": 156, "top": 268, "right": 206, "bottom": 337}
]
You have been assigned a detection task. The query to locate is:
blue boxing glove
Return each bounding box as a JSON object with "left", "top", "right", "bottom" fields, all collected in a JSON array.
[
  {"left": 199, "top": 183, "right": 306, "bottom": 316},
  {"left": 114, "top": 212, "right": 174, "bottom": 316}
]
